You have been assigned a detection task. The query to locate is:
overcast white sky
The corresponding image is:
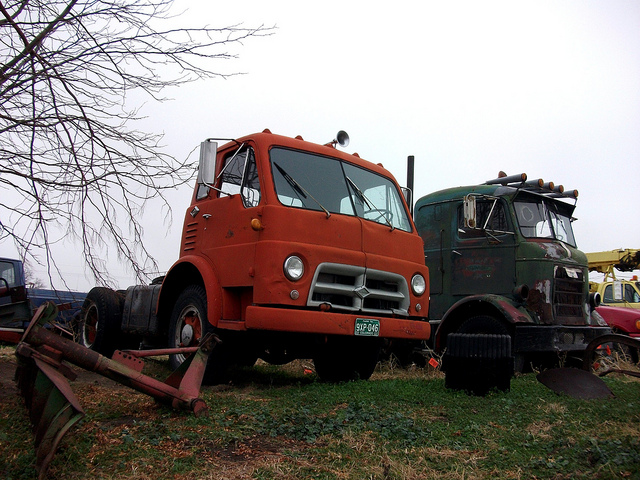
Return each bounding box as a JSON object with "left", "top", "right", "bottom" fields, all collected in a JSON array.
[{"left": 4, "top": 0, "right": 639, "bottom": 289}]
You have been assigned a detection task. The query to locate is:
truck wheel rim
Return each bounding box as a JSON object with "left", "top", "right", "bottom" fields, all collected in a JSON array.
[
  {"left": 83, "top": 304, "right": 98, "bottom": 347},
  {"left": 174, "top": 305, "right": 202, "bottom": 363}
]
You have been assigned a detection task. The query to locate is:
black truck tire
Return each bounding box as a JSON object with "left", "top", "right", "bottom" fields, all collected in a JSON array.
[
  {"left": 458, "top": 315, "right": 509, "bottom": 336},
  {"left": 77, "top": 287, "right": 124, "bottom": 357},
  {"left": 168, "top": 285, "right": 228, "bottom": 383},
  {"left": 454, "top": 314, "right": 524, "bottom": 372},
  {"left": 168, "top": 285, "right": 210, "bottom": 369}
]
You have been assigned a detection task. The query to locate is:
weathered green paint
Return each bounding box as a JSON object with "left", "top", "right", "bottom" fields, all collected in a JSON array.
[{"left": 414, "top": 183, "right": 610, "bottom": 355}]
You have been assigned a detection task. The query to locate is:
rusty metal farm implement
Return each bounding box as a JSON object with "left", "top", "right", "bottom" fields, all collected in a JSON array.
[{"left": 11, "top": 302, "right": 217, "bottom": 479}]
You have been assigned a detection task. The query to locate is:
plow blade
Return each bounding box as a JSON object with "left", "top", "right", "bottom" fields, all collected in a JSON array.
[
  {"left": 14, "top": 302, "right": 218, "bottom": 479},
  {"left": 538, "top": 333, "right": 640, "bottom": 399},
  {"left": 537, "top": 367, "right": 614, "bottom": 400},
  {"left": 15, "top": 355, "right": 85, "bottom": 480}
]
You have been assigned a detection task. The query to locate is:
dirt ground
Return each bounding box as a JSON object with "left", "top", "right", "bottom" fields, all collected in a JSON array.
[{"left": 0, "top": 349, "right": 18, "bottom": 400}]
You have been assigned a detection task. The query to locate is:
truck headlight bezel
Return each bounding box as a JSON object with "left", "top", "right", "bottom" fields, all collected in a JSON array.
[
  {"left": 284, "top": 255, "right": 304, "bottom": 282},
  {"left": 411, "top": 273, "right": 426, "bottom": 296}
]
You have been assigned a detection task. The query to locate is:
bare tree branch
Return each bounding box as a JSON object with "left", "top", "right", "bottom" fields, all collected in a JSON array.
[{"left": 0, "top": 0, "right": 273, "bottom": 288}]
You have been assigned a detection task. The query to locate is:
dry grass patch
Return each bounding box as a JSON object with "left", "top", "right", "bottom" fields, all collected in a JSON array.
[{"left": 526, "top": 420, "right": 558, "bottom": 440}]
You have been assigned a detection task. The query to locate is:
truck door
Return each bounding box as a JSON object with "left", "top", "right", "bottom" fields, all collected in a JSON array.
[
  {"left": 0, "top": 259, "right": 27, "bottom": 305},
  {"left": 196, "top": 145, "right": 262, "bottom": 288},
  {"left": 451, "top": 198, "right": 515, "bottom": 296},
  {"left": 415, "top": 203, "right": 449, "bottom": 296}
]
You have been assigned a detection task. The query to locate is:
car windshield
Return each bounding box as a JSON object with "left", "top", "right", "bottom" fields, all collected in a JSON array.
[
  {"left": 270, "top": 147, "right": 412, "bottom": 231},
  {"left": 514, "top": 196, "right": 576, "bottom": 247}
]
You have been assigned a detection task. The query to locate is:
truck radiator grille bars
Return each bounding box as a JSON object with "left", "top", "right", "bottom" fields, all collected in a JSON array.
[
  {"left": 553, "top": 265, "right": 585, "bottom": 322},
  {"left": 307, "top": 263, "right": 410, "bottom": 315}
]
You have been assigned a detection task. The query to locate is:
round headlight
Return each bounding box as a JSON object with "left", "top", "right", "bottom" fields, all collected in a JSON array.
[
  {"left": 284, "top": 256, "right": 304, "bottom": 281},
  {"left": 411, "top": 274, "right": 426, "bottom": 296}
]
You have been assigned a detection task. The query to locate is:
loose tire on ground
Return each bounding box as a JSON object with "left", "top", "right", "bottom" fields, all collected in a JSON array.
[
  {"left": 76, "top": 287, "right": 124, "bottom": 357},
  {"left": 455, "top": 314, "right": 530, "bottom": 372}
]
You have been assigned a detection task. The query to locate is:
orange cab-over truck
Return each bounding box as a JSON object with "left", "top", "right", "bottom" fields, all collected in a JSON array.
[{"left": 78, "top": 130, "right": 430, "bottom": 382}]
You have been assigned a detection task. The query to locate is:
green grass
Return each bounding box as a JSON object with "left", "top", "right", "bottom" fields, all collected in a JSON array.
[{"left": 1, "top": 353, "right": 639, "bottom": 480}]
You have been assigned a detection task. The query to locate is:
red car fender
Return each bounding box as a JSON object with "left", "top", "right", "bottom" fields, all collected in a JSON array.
[{"left": 596, "top": 305, "right": 640, "bottom": 337}]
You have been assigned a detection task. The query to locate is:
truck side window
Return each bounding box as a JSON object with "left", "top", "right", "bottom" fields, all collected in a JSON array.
[
  {"left": 457, "top": 200, "right": 509, "bottom": 237},
  {"left": 220, "top": 148, "right": 261, "bottom": 208},
  {"left": 625, "top": 284, "right": 639, "bottom": 303},
  {"left": 604, "top": 282, "right": 626, "bottom": 303},
  {"left": 603, "top": 284, "right": 614, "bottom": 302},
  {"left": 0, "top": 261, "right": 16, "bottom": 288}
]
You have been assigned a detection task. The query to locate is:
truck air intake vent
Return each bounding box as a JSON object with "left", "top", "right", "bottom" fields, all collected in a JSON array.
[
  {"left": 182, "top": 222, "right": 199, "bottom": 252},
  {"left": 553, "top": 265, "right": 585, "bottom": 323},
  {"left": 307, "top": 263, "right": 410, "bottom": 315}
]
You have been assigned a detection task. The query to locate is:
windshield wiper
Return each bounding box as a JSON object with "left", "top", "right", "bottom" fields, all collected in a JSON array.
[
  {"left": 274, "top": 163, "right": 331, "bottom": 218},
  {"left": 346, "top": 176, "right": 394, "bottom": 230}
]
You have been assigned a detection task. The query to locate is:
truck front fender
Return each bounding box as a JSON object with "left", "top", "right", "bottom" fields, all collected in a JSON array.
[
  {"left": 158, "top": 256, "right": 222, "bottom": 333},
  {"left": 434, "top": 294, "right": 533, "bottom": 352}
]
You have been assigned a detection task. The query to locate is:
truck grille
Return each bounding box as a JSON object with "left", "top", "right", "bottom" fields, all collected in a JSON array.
[
  {"left": 553, "top": 265, "right": 585, "bottom": 322},
  {"left": 307, "top": 263, "right": 410, "bottom": 315}
]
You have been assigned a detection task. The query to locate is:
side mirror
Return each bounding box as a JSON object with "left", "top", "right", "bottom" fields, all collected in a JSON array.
[
  {"left": 613, "top": 281, "right": 623, "bottom": 301},
  {"left": 401, "top": 187, "right": 413, "bottom": 215},
  {"left": 463, "top": 195, "right": 477, "bottom": 229},
  {"left": 197, "top": 140, "right": 218, "bottom": 186}
]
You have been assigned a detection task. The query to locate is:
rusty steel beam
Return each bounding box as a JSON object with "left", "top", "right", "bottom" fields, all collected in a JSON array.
[
  {"left": 121, "top": 346, "right": 200, "bottom": 358},
  {"left": 15, "top": 302, "right": 218, "bottom": 479},
  {"left": 19, "top": 303, "right": 218, "bottom": 413}
]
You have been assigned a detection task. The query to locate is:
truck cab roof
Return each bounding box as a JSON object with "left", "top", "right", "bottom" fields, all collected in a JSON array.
[{"left": 219, "top": 130, "right": 397, "bottom": 182}]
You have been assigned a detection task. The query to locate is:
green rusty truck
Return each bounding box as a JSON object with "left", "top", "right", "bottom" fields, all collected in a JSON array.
[{"left": 414, "top": 172, "right": 610, "bottom": 371}]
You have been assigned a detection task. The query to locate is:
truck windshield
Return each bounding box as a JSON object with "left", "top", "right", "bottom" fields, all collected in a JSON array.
[
  {"left": 270, "top": 147, "right": 412, "bottom": 231},
  {"left": 514, "top": 197, "right": 576, "bottom": 247}
]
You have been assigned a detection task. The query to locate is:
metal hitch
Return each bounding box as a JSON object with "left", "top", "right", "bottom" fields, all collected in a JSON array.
[{"left": 14, "top": 302, "right": 218, "bottom": 479}]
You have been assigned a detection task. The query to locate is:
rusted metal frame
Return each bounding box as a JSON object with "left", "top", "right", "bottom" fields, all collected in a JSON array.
[
  {"left": 15, "top": 339, "right": 85, "bottom": 480},
  {"left": 121, "top": 346, "right": 200, "bottom": 358},
  {"left": 16, "top": 355, "right": 85, "bottom": 480},
  {"left": 582, "top": 333, "right": 640, "bottom": 378},
  {"left": 15, "top": 302, "right": 218, "bottom": 479},
  {"left": 19, "top": 303, "right": 217, "bottom": 415},
  {"left": 0, "top": 327, "right": 24, "bottom": 343},
  {"left": 598, "top": 368, "right": 640, "bottom": 379}
]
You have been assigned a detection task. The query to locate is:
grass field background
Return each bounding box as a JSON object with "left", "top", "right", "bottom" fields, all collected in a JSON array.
[{"left": 1, "top": 348, "right": 638, "bottom": 480}]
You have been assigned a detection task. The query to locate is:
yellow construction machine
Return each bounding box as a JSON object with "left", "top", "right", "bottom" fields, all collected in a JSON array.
[{"left": 587, "top": 249, "right": 640, "bottom": 309}]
